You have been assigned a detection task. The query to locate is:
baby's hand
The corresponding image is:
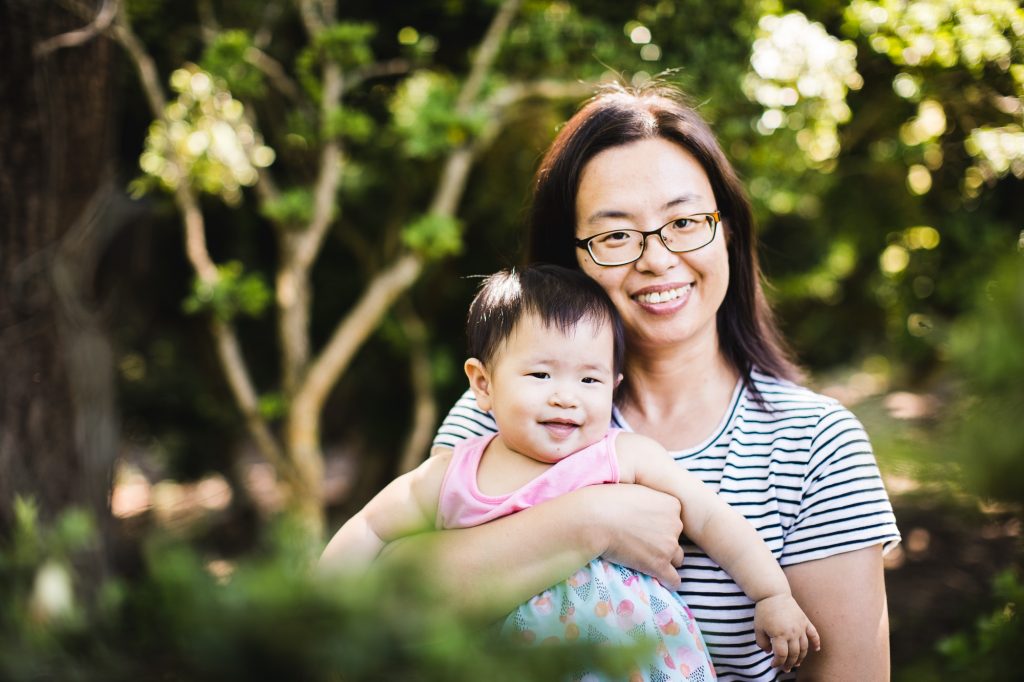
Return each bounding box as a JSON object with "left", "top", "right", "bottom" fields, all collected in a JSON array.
[{"left": 753, "top": 593, "right": 821, "bottom": 673}]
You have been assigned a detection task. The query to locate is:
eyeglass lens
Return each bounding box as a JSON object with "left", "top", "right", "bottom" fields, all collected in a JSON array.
[{"left": 588, "top": 215, "right": 715, "bottom": 265}]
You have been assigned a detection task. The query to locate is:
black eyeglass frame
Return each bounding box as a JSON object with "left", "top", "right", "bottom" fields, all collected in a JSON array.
[{"left": 574, "top": 211, "right": 721, "bottom": 267}]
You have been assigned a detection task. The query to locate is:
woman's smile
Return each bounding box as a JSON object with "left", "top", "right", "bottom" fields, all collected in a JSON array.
[{"left": 631, "top": 282, "right": 694, "bottom": 311}]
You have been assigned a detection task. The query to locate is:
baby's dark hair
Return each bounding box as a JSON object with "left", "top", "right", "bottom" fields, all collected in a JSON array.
[{"left": 466, "top": 264, "right": 625, "bottom": 376}]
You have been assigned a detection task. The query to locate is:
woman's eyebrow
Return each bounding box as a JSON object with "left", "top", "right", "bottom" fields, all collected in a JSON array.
[
  {"left": 585, "top": 194, "right": 701, "bottom": 223},
  {"left": 585, "top": 209, "right": 631, "bottom": 223},
  {"left": 662, "top": 193, "right": 700, "bottom": 211}
]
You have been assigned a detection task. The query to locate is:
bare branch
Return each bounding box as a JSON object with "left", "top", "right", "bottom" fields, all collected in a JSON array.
[
  {"left": 396, "top": 304, "right": 437, "bottom": 474},
  {"left": 253, "top": 1, "right": 286, "bottom": 49},
  {"left": 489, "top": 78, "right": 595, "bottom": 111},
  {"left": 297, "top": 63, "right": 345, "bottom": 268},
  {"left": 196, "top": 0, "right": 220, "bottom": 36},
  {"left": 35, "top": 0, "right": 117, "bottom": 58},
  {"left": 455, "top": 0, "right": 522, "bottom": 113},
  {"left": 211, "top": 318, "right": 297, "bottom": 485},
  {"left": 296, "top": 0, "right": 326, "bottom": 37},
  {"left": 343, "top": 58, "right": 412, "bottom": 94},
  {"left": 244, "top": 46, "right": 304, "bottom": 102},
  {"left": 293, "top": 253, "right": 422, "bottom": 415},
  {"left": 470, "top": 78, "right": 596, "bottom": 156}
]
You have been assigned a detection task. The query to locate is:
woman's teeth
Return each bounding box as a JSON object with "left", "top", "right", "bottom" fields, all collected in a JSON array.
[{"left": 634, "top": 285, "right": 691, "bottom": 304}]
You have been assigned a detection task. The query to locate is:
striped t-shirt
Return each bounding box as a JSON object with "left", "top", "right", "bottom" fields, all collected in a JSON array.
[{"left": 433, "top": 369, "right": 901, "bottom": 682}]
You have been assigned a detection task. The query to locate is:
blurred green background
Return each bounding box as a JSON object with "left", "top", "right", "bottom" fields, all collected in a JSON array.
[{"left": 1, "top": 0, "right": 1021, "bottom": 679}]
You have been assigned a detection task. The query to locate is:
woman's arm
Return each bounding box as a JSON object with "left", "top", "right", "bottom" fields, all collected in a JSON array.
[
  {"left": 379, "top": 481, "right": 687, "bottom": 620},
  {"left": 783, "top": 546, "right": 889, "bottom": 680}
]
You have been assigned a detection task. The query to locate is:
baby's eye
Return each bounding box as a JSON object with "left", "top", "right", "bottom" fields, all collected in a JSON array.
[
  {"left": 581, "top": 376, "right": 602, "bottom": 384},
  {"left": 528, "top": 372, "right": 550, "bottom": 379}
]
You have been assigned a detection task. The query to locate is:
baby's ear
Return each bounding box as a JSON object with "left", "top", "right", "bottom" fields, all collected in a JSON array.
[
  {"left": 615, "top": 373, "right": 624, "bottom": 389},
  {"left": 464, "top": 358, "right": 493, "bottom": 411}
]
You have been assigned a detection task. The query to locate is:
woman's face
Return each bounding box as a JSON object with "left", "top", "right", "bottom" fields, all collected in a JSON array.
[{"left": 574, "top": 137, "right": 729, "bottom": 355}]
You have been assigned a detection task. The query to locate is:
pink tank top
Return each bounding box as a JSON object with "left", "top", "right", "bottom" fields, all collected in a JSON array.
[{"left": 437, "top": 429, "right": 621, "bottom": 530}]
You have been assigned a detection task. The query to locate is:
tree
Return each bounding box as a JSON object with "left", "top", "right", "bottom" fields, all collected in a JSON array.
[
  {"left": 0, "top": 0, "right": 119, "bottom": 553},
  {"left": 68, "top": 0, "right": 597, "bottom": 537}
]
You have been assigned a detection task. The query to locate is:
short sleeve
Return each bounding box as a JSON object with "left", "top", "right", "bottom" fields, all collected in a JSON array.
[
  {"left": 779, "top": 405, "right": 901, "bottom": 566},
  {"left": 432, "top": 389, "right": 498, "bottom": 450}
]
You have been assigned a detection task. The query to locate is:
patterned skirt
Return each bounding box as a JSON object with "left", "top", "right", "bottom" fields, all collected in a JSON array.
[{"left": 502, "top": 558, "right": 716, "bottom": 681}]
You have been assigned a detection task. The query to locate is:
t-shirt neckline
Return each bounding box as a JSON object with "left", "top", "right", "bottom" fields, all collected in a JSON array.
[{"left": 611, "top": 377, "right": 745, "bottom": 458}]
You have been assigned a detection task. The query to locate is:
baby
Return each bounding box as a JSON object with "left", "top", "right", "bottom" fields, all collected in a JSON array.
[{"left": 320, "top": 264, "right": 819, "bottom": 680}]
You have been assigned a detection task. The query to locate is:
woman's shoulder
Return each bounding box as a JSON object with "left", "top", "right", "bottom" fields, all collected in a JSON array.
[{"left": 746, "top": 368, "right": 848, "bottom": 415}]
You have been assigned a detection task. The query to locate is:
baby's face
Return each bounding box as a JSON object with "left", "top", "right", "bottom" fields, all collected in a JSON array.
[{"left": 485, "top": 313, "right": 617, "bottom": 463}]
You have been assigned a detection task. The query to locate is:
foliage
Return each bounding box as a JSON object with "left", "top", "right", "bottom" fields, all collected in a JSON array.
[
  {"left": 935, "top": 570, "right": 1023, "bottom": 681},
  {"left": 941, "top": 252, "right": 1024, "bottom": 502},
  {"left": 183, "top": 261, "right": 271, "bottom": 321},
  {"left": 135, "top": 64, "right": 275, "bottom": 205},
  {"left": 390, "top": 70, "right": 486, "bottom": 157},
  {"left": 296, "top": 22, "right": 377, "bottom": 100},
  {"left": 200, "top": 30, "right": 265, "bottom": 100},
  {"left": 259, "top": 187, "right": 315, "bottom": 228},
  {"left": 402, "top": 213, "right": 464, "bottom": 260},
  {"left": 0, "top": 508, "right": 643, "bottom": 682},
  {"left": 744, "top": 11, "right": 862, "bottom": 168}
]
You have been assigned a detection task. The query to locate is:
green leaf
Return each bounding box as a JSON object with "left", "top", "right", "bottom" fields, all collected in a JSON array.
[
  {"left": 390, "top": 71, "right": 484, "bottom": 158},
  {"left": 200, "top": 30, "right": 265, "bottom": 99},
  {"left": 183, "top": 261, "right": 272, "bottom": 321},
  {"left": 401, "top": 213, "right": 463, "bottom": 260},
  {"left": 260, "top": 188, "right": 315, "bottom": 228},
  {"left": 322, "top": 106, "right": 376, "bottom": 143},
  {"left": 258, "top": 393, "right": 287, "bottom": 420},
  {"left": 317, "top": 22, "right": 376, "bottom": 68}
]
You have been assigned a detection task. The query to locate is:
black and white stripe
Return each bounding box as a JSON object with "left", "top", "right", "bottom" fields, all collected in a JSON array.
[{"left": 433, "top": 370, "right": 901, "bottom": 681}]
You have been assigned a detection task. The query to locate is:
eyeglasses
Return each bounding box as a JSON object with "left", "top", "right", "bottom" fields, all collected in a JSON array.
[{"left": 575, "top": 211, "right": 721, "bottom": 267}]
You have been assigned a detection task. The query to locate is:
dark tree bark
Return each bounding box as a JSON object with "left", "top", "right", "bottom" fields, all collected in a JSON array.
[{"left": 0, "top": 0, "right": 119, "bottom": 539}]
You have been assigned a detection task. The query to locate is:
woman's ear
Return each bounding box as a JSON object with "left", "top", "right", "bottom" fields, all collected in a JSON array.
[{"left": 464, "top": 357, "right": 494, "bottom": 411}]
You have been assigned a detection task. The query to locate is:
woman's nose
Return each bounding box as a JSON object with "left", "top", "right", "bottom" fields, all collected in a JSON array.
[{"left": 635, "top": 231, "right": 679, "bottom": 274}]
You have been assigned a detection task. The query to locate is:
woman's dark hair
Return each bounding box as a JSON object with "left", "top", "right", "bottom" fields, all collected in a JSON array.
[
  {"left": 466, "top": 264, "right": 626, "bottom": 378},
  {"left": 525, "top": 83, "right": 800, "bottom": 395}
]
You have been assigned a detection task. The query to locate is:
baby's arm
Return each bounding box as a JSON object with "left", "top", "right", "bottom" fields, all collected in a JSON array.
[
  {"left": 615, "top": 432, "right": 821, "bottom": 673},
  {"left": 318, "top": 449, "right": 451, "bottom": 574}
]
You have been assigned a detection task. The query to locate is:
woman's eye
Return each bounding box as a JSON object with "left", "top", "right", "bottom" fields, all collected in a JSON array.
[
  {"left": 670, "top": 218, "right": 694, "bottom": 230},
  {"left": 596, "top": 231, "right": 633, "bottom": 244}
]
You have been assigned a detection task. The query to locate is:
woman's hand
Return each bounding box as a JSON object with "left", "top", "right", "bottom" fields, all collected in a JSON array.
[{"left": 585, "top": 483, "right": 686, "bottom": 589}]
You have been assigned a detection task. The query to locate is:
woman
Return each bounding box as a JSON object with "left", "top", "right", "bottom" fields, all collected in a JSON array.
[{"left": 396, "top": 85, "right": 901, "bottom": 681}]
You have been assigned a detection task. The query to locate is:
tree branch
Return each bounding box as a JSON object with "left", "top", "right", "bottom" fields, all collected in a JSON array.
[
  {"left": 296, "top": 0, "right": 326, "bottom": 37},
  {"left": 244, "top": 46, "right": 304, "bottom": 102},
  {"left": 35, "top": 0, "right": 116, "bottom": 58},
  {"left": 276, "top": 55, "right": 344, "bottom": 392},
  {"left": 293, "top": 253, "right": 423, "bottom": 415},
  {"left": 343, "top": 58, "right": 412, "bottom": 94},
  {"left": 253, "top": 1, "right": 286, "bottom": 49},
  {"left": 396, "top": 304, "right": 437, "bottom": 474},
  {"left": 455, "top": 0, "right": 522, "bottom": 113},
  {"left": 290, "top": 0, "right": 524, "bottom": 420},
  {"left": 104, "top": 4, "right": 287, "bottom": 472}
]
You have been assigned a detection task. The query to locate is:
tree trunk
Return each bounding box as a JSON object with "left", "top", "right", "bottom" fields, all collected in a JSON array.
[{"left": 0, "top": 0, "right": 118, "bottom": 541}]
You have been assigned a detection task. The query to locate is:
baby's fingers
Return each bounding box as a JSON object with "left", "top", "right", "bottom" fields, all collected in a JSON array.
[
  {"left": 794, "top": 632, "right": 809, "bottom": 667},
  {"left": 755, "top": 628, "right": 772, "bottom": 655},
  {"left": 807, "top": 620, "right": 822, "bottom": 652},
  {"left": 771, "top": 636, "right": 791, "bottom": 670}
]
